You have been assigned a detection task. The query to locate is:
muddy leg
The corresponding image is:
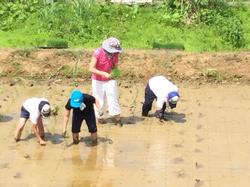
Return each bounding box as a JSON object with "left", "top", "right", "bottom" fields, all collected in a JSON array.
[
  {"left": 91, "top": 132, "right": 98, "bottom": 145},
  {"left": 114, "top": 114, "right": 123, "bottom": 126},
  {"left": 73, "top": 133, "right": 79, "bottom": 144},
  {"left": 14, "top": 118, "right": 27, "bottom": 142}
]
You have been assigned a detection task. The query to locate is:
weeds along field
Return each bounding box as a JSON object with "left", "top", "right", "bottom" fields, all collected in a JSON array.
[
  {"left": 0, "top": 49, "right": 250, "bottom": 86},
  {"left": 0, "top": 1, "right": 249, "bottom": 51}
]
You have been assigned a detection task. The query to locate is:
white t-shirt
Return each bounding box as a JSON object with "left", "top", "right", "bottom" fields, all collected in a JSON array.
[
  {"left": 148, "top": 76, "right": 178, "bottom": 109},
  {"left": 23, "top": 98, "right": 49, "bottom": 124}
]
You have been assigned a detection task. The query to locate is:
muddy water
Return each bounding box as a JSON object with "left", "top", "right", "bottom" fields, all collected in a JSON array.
[{"left": 0, "top": 82, "right": 250, "bottom": 187}]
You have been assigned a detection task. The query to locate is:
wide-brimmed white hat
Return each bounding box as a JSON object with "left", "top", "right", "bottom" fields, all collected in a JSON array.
[{"left": 102, "top": 37, "right": 122, "bottom": 53}]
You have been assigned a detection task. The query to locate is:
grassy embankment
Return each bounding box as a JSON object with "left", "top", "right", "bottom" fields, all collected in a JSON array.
[{"left": 0, "top": 2, "right": 249, "bottom": 51}]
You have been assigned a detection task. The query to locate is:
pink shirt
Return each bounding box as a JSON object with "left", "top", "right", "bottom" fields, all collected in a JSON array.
[{"left": 91, "top": 48, "right": 118, "bottom": 81}]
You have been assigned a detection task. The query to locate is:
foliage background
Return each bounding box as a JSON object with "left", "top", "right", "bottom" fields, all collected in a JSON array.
[{"left": 0, "top": 0, "right": 249, "bottom": 51}]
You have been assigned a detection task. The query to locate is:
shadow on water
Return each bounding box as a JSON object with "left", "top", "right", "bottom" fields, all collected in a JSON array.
[
  {"left": 21, "top": 132, "right": 63, "bottom": 144},
  {"left": 22, "top": 133, "right": 36, "bottom": 141},
  {"left": 105, "top": 116, "right": 145, "bottom": 125},
  {"left": 45, "top": 133, "right": 64, "bottom": 144},
  {"left": 164, "top": 112, "right": 186, "bottom": 123},
  {"left": 81, "top": 136, "right": 113, "bottom": 147},
  {"left": 0, "top": 115, "right": 13, "bottom": 123},
  {"left": 66, "top": 136, "right": 113, "bottom": 148},
  {"left": 148, "top": 112, "right": 186, "bottom": 124},
  {"left": 121, "top": 116, "right": 145, "bottom": 125}
]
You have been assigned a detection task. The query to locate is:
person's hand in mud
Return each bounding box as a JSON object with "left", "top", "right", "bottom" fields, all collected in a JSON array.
[
  {"left": 32, "top": 124, "right": 47, "bottom": 146},
  {"left": 62, "top": 130, "right": 67, "bottom": 138},
  {"left": 155, "top": 110, "right": 164, "bottom": 121}
]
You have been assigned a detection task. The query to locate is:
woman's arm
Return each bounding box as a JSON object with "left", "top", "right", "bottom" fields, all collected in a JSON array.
[{"left": 89, "top": 56, "right": 111, "bottom": 78}]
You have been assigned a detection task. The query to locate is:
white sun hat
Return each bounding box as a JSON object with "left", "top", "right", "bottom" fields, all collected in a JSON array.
[
  {"left": 102, "top": 37, "right": 122, "bottom": 53},
  {"left": 41, "top": 104, "right": 51, "bottom": 118}
]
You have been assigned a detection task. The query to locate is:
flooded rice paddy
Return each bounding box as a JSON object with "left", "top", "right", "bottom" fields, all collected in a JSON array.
[{"left": 0, "top": 82, "right": 250, "bottom": 187}]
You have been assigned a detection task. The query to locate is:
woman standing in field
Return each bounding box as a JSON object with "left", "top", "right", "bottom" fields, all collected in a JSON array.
[{"left": 89, "top": 37, "right": 122, "bottom": 126}]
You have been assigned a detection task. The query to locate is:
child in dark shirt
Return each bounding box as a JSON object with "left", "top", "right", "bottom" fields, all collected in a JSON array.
[{"left": 62, "top": 90, "right": 101, "bottom": 145}]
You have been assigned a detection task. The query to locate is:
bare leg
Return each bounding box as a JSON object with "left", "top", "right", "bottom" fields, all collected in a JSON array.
[
  {"left": 114, "top": 114, "right": 123, "bottom": 126},
  {"left": 114, "top": 114, "right": 120, "bottom": 121},
  {"left": 72, "top": 133, "right": 79, "bottom": 144},
  {"left": 14, "top": 118, "right": 27, "bottom": 142}
]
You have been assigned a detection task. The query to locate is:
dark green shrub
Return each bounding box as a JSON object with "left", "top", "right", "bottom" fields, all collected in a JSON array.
[
  {"left": 215, "top": 15, "right": 245, "bottom": 48},
  {"left": 152, "top": 42, "right": 185, "bottom": 50},
  {"left": 0, "top": 1, "right": 42, "bottom": 31},
  {"left": 47, "top": 39, "right": 68, "bottom": 49}
]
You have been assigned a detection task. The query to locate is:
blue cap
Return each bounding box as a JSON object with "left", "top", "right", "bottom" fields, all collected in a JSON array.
[
  {"left": 70, "top": 90, "right": 84, "bottom": 108},
  {"left": 167, "top": 91, "right": 179, "bottom": 109},
  {"left": 168, "top": 91, "right": 179, "bottom": 101},
  {"left": 168, "top": 91, "right": 180, "bottom": 104}
]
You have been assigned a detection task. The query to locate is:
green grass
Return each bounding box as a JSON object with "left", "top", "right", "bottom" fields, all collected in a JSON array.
[
  {"left": 0, "top": 30, "right": 50, "bottom": 48},
  {"left": 236, "top": 6, "right": 250, "bottom": 49},
  {"left": 0, "top": 3, "right": 249, "bottom": 51}
]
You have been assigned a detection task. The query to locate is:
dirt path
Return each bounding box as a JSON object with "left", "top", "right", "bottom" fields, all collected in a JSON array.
[{"left": 1, "top": 82, "right": 250, "bottom": 187}]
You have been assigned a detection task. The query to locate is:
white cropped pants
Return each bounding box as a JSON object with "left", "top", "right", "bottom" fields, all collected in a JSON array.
[{"left": 92, "top": 79, "right": 121, "bottom": 118}]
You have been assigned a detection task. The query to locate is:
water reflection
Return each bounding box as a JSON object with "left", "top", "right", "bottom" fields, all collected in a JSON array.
[
  {"left": 70, "top": 145, "right": 116, "bottom": 187},
  {"left": 71, "top": 146, "right": 98, "bottom": 170},
  {"left": 84, "top": 147, "right": 98, "bottom": 170},
  {"left": 102, "top": 138, "right": 115, "bottom": 167},
  {"left": 71, "top": 146, "right": 83, "bottom": 166},
  {"left": 34, "top": 146, "right": 45, "bottom": 160}
]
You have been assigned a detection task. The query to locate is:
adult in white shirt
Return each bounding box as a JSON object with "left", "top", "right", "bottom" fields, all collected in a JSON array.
[
  {"left": 14, "top": 97, "right": 51, "bottom": 145},
  {"left": 142, "top": 75, "right": 180, "bottom": 119}
]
